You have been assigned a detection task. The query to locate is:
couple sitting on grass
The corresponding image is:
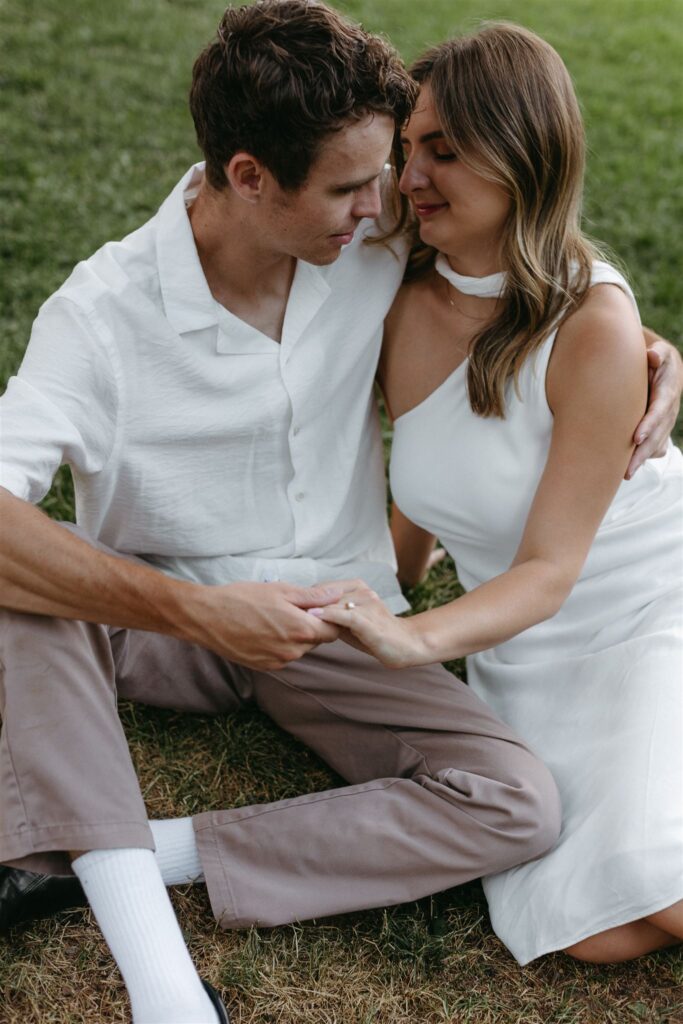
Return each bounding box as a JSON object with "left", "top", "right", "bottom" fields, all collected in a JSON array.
[{"left": 1, "top": 2, "right": 681, "bottom": 1021}]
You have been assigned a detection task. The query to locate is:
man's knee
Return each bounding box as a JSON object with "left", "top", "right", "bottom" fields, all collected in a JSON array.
[
  {"left": 514, "top": 755, "right": 562, "bottom": 860},
  {"left": 486, "top": 736, "right": 562, "bottom": 859},
  {"left": 431, "top": 744, "right": 561, "bottom": 862}
]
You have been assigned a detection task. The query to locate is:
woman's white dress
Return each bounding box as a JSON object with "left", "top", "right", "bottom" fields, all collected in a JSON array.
[{"left": 389, "top": 261, "right": 683, "bottom": 964}]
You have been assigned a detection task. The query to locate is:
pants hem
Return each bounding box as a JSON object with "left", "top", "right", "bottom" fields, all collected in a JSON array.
[
  {"left": 0, "top": 821, "right": 154, "bottom": 876},
  {"left": 193, "top": 812, "right": 240, "bottom": 928}
]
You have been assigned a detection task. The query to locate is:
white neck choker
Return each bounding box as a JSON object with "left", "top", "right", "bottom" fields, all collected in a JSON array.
[{"left": 435, "top": 253, "right": 507, "bottom": 299}]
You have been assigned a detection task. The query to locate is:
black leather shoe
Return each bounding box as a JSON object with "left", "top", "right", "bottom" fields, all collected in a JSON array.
[
  {"left": 202, "top": 980, "right": 231, "bottom": 1023},
  {"left": 0, "top": 866, "right": 87, "bottom": 933}
]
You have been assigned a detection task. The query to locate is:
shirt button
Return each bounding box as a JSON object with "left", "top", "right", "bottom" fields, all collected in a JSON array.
[
  {"left": 295, "top": 492, "right": 305, "bottom": 502},
  {"left": 292, "top": 425, "right": 301, "bottom": 436}
]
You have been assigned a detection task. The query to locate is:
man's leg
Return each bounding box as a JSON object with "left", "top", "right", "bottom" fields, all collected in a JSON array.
[
  {"left": 19, "top": 615, "right": 557, "bottom": 932},
  {"left": 101, "top": 628, "right": 559, "bottom": 930},
  {"left": 0, "top": 607, "right": 240, "bottom": 1023},
  {"left": 192, "top": 640, "right": 562, "bottom": 928},
  {"left": 0, "top": 610, "right": 151, "bottom": 873},
  {"left": 0, "top": 595, "right": 559, "bottom": 995},
  {"left": 110, "top": 624, "right": 255, "bottom": 889}
]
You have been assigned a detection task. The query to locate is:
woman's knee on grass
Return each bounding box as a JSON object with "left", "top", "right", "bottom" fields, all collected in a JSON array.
[{"left": 564, "top": 919, "right": 680, "bottom": 963}]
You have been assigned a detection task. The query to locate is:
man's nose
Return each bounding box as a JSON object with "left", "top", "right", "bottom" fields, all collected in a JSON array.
[{"left": 352, "top": 179, "right": 383, "bottom": 220}]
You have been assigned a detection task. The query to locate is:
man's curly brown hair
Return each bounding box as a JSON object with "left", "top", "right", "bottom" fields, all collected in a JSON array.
[{"left": 190, "top": 0, "right": 416, "bottom": 191}]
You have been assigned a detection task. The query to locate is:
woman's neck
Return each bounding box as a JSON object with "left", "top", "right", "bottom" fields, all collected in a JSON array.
[{"left": 440, "top": 239, "right": 505, "bottom": 280}]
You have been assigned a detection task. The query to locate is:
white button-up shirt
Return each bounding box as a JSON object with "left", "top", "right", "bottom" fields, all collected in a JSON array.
[{"left": 0, "top": 164, "right": 410, "bottom": 611}]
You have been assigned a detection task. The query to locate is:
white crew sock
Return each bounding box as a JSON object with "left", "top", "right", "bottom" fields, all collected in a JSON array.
[
  {"left": 149, "top": 817, "right": 205, "bottom": 886},
  {"left": 72, "top": 848, "right": 217, "bottom": 1024}
]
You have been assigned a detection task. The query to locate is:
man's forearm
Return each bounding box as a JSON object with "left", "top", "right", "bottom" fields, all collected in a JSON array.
[
  {"left": 0, "top": 487, "right": 344, "bottom": 669},
  {"left": 0, "top": 487, "right": 193, "bottom": 636},
  {"left": 625, "top": 328, "right": 682, "bottom": 477},
  {"left": 643, "top": 325, "right": 683, "bottom": 387}
]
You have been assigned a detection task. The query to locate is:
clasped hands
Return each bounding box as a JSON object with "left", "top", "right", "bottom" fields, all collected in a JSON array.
[
  {"left": 309, "top": 580, "right": 424, "bottom": 669},
  {"left": 184, "top": 577, "right": 416, "bottom": 671}
]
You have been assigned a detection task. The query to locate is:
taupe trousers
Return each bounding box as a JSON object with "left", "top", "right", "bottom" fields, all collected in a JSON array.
[{"left": 0, "top": 534, "right": 561, "bottom": 929}]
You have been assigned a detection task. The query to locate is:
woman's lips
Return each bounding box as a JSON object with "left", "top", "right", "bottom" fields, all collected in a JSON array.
[{"left": 414, "top": 202, "right": 448, "bottom": 218}]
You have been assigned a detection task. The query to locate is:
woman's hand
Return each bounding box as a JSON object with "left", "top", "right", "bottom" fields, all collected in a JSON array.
[{"left": 310, "top": 582, "right": 430, "bottom": 668}]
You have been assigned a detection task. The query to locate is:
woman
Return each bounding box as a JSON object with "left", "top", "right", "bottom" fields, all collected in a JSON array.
[{"left": 315, "top": 24, "right": 683, "bottom": 965}]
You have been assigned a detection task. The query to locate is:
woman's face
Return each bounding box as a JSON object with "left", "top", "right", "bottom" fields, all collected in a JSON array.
[{"left": 399, "top": 84, "right": 511, "bottom": 268}]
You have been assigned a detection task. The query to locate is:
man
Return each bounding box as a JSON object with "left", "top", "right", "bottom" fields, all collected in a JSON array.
[{"left": 0, "top": 3, "right": 680, "bottom": 1021}]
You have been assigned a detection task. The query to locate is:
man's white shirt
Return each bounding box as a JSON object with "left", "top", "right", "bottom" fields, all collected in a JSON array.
[{"left": 0, "top": 164, "right": 410, "bottom": 610}]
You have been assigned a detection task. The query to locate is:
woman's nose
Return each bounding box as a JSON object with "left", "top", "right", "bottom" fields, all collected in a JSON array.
[{"left": 399, "top": 156, "right": 431, "bottom": 194}]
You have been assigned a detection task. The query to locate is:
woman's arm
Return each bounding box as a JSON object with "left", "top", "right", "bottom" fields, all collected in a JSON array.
[
  {"left": 318, "top": 284, "right": 647, "bottom": 667},
  {"left": 391, "top": 502, "right": 441, "bottom": 588}
]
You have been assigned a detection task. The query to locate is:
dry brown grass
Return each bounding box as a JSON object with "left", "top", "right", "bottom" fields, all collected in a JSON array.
[{"left": 2, "top": 699, "right": 682, "bottom": 1024}]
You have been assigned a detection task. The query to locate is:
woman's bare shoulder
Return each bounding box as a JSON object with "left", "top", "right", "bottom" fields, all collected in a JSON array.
[
  {"left": 548, "top": 281, "right": 646, "bottom": 414},
  {"left": 385, "top": 273, "right": 438, "bottom": 348},
  {"left": 555, "top": 282, "right": 643, "bottom": 362},
  {"left": 388, "top": 273, "right": 437, "bottom": 320}
]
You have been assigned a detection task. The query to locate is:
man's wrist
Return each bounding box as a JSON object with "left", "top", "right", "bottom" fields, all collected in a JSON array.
[{"left": 150, "top": 573, "right": 213, "bottom": 646}]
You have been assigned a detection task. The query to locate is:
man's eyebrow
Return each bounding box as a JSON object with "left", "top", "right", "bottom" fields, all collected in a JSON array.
[
  {"left": 333, "top": 171, "right": 381, "bottom": 191},
  {"left": 400, "top": 130, "right": 446, "bottom": 145}
]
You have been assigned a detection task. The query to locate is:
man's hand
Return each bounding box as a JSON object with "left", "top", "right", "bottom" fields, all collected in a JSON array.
[
  {"left": 180, "top": 580, "right": 344, "bottom": 670},
  {"left": 627, "top": 333, "right": 683, "bottom": 479},
  {"left": 0, "top": 488, "right": 342, "bottom": 672}
]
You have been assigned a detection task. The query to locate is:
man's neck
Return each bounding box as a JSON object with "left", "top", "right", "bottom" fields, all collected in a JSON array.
[{"left": 188, "top": 183, "right": 295, "bottom": 343}]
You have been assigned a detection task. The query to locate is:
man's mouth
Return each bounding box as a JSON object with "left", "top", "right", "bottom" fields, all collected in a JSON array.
[{"left": 330, "top": 229, "right": 356, "bottom": 244}]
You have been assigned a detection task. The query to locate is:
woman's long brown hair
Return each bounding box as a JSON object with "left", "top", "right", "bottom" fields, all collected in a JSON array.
[{"left": 399, "top": 23, "right": 613, "bottom": 418}]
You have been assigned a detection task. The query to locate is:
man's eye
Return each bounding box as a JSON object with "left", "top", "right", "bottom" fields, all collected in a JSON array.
[{"left": 434, "top": 152, "right": 456, "bottom": 162}]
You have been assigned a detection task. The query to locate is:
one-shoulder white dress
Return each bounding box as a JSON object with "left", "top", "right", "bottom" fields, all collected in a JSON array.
[{"left": 389, "top": 261, "right": 683, "bottom": 964}]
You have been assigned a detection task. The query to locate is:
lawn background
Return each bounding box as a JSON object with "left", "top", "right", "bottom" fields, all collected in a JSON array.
[{"left": 1, "top": 0, "right": 682, "bottom": 1021}]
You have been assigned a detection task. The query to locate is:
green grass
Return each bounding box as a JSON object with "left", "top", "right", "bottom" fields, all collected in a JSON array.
[{"left": 1, "top": 0, "right": 682, "bottom": 1021}]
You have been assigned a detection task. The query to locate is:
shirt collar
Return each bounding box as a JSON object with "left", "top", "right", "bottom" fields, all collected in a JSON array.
[
  {"left": 155, "top": 163, "right": 219, "bottom": 336},
  {"left": 280, "top": 259, "right": 331, "bottom": 363},
  {"left": 155, "top": 162, "right": 332, "bottom": 346}
]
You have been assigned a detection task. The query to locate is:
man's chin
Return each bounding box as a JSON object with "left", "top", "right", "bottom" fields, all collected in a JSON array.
[{"left": 306, "top": 245, "right": 345, "bottom": 266}]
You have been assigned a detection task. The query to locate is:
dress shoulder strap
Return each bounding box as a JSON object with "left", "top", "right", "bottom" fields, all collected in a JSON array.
[{"left": 588, "top": 260, "right": 640, "bottom": 321}]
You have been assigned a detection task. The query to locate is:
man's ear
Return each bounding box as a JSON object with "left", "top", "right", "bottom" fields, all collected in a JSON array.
[{"left": 225, "top": 152, "right": 267, "bottom": 202}]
